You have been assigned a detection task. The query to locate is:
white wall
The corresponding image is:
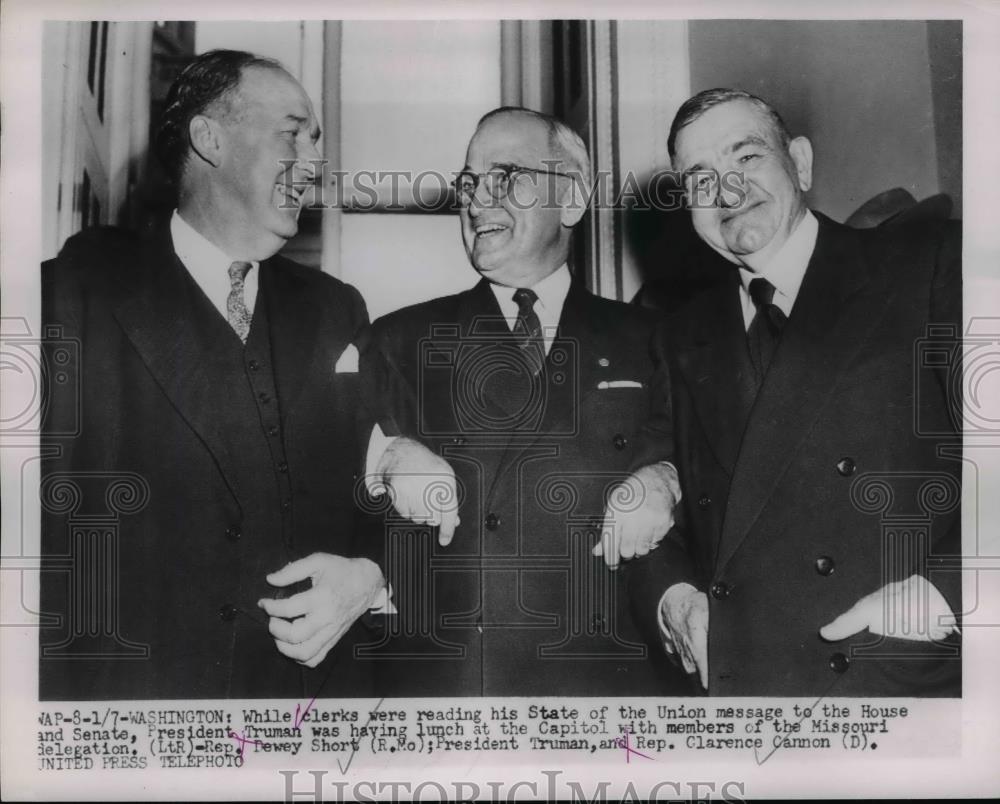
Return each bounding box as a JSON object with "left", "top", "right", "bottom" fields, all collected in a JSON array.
[
  {"left": 338, "top": 21, "right": 501, "bottom": 318},
  {"left": 688, "top": 20, "right": 946, "bottom": 223}
]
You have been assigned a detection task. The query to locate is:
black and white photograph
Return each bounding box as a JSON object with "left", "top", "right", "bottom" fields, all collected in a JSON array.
[{"left": 2, "top": 0, "right": 999, "bottom": 800}]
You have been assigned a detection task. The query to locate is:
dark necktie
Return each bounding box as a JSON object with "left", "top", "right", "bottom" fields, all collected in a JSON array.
[
  {"left": 746, "top": 276, "right": 787, "bottom": 386},
  {"left": 227, "top": 261, "right": 253, "bottom": 343},
  {"left": 512, "top": 287, "right": 545, "bottom": 375}
]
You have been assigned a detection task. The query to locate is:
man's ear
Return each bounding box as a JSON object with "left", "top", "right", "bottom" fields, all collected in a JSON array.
[
  {"left": 559, "top": 177, "right": 589, "bottom": 228},
  {"left": 787, "top": 136, "right": 813, "bottom": 193},
  {"left": 188, "top": 115, "right": 224, "bottom": 169}
]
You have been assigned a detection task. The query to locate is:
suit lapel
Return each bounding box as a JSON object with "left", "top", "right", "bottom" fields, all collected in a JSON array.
[
  {"left": 111, "top": 230, "right": 246, "bottom": 508},
  {"left": 452, "top": 280, "right": 528, "bottom": 426},
  {"left": 259, "top": 259, "right": 324, "bottom": 417},
  {"left": 717, "top": 216, "right": 891, "bottom": 569},
  {"left": 672, "top": 268, "right": 754, "bottom": 476}
]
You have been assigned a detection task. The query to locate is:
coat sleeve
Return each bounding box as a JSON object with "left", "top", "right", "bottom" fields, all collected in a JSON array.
[
  {"left": 924, "top": 220, "right": 963, "bottom": 626},
  {"left": 621, "top": 321, "right": 705, "bottom": 646},
  {"left": 353, "top": 314, "right": 424, "bottom": 589}
]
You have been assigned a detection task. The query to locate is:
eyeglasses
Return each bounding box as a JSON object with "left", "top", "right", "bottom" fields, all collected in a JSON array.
[{"left": 453, "top": 164, "right": 574, "bottom": 205}]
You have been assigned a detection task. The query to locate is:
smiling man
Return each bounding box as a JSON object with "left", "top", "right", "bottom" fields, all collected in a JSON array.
[
  {"left": 360, "top": 107, "right": 683, "bottom": 696},
  {"left": 40, "top": 50, "right": 384, "bottom": 699},
  {"left": 619, "top": 88, "right": 962, "bottom": 696}
]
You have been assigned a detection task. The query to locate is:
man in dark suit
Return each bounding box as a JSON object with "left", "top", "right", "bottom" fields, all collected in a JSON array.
[
  {"left": 359, "top": 107, "right": 683, "bottom": 696},
  {"left": 40, "top": 50, "right": 385, "bottom": 699},
  {"left": 619, "top": 88, "right": 962, "bottom": 696}
]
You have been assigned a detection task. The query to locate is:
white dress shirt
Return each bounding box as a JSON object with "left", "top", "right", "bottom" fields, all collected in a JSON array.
[
  {"left": 488, "top": 263, "right": 572, "bottom": 356},
  {"left": 736, "top": 210, "right": 818, "bottom": 330},
  {"left": 170, "top": 210, "right": 259, "bottom": 321}
]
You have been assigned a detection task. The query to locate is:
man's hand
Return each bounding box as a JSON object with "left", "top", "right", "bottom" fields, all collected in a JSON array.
[
  {"left": 593, "top": 462, "right": 680, "bottom": 569},
  {"left": 258, "top": 553, "right": 384, "bottom": 668},
  {"left": 659, "top": 583, "right": 709, "bottom": 690},
  {"left": 375, "top": 436, "right": 460, "bottom": 546},
  {"left": 820, "top": 573, "right": 958, "bottom": 643}
]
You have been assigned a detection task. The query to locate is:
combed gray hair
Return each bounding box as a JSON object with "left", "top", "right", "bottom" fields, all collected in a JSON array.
[
  {"left": 667, "top": 88, "right": 792, "bottom": 161},
  {"left": 476, "top": 106, "right": 593, "bottom": 192}
]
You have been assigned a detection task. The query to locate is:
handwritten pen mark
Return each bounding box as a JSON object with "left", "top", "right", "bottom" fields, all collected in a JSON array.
[
  {"left": 227, "top": 727, "right": 269, "bottom": 760},
  {"left": 614, "top": 729, "right": 655, "bottom": 763},
  {"left": 337, "top": 697, "right": 385, "bottom": 775},
  {"left": 753, "top": 675, "right": 841, "bottom": 766},
  {"left": 293, "top": 693, "right": 318, "bottom": 730}
]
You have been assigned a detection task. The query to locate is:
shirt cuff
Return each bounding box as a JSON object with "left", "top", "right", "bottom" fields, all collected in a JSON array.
[
  {"left": 364, "top": 423, "right": 397, "bottom": 495},
  {"left": 369, "top": 582, "right": 397, "bottom": 615},
  {"left": 659, "top": 461, "right": 682, "bottom": 505}
]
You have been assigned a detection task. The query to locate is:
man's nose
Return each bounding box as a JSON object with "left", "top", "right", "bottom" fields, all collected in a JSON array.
[
  {"left": 297, "top": 141, "right": 321, "bottom": 179},
  {"left": 468, "top": 177, "right": 499, "bottom": 214},
  {"left": 718, "top": 171, "right": 746, "bottom": 209}
]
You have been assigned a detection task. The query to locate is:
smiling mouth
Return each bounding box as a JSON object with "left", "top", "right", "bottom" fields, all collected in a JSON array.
[
  {"left": 276, "top": 183, "right": 305, "bottom": 210},
  {"left": 474, "top": 223, "right": 508, "bottom": 240},
  {"left": 720, "top": 200, "right": 764, "bottom": 224}
]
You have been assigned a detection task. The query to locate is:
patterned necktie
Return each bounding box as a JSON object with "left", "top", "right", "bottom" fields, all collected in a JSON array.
[
  {"left": 746, "top": 277, "right": 787, "bottom": 386},
  {"left": 227, "top": 261, "right": 253, "bottom": 343},
  {"left": 512, "top": 287, "right": 545, "bottom": 375}
]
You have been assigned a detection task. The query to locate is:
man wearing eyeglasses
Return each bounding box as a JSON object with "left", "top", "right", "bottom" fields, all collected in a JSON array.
[{"left": 359, "top": 107, "right": 684, "bottom": 696}]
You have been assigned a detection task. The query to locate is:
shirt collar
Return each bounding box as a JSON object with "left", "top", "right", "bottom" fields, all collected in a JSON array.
[
  {"left": 737, "top": 209, "right": 818, "bottom": 314},
  {"left": 170, "top": 210, "right": 259, "bottom": 276},
  {"left": 488, "top": 264, "right": 572, "bottom": 329}
]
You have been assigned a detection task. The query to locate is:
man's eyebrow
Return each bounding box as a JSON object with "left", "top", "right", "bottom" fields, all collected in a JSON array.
[
  {"left": 681, "top": 163, "right": 706, "bottom": 179},
  {"left": 283, "top": 114, "right": 322, "bottom": 142},
  {"left": 726, "top": 135, "right": 770, "bottom": 154}
]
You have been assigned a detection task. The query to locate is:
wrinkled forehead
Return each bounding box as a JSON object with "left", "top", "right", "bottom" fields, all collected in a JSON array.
[
  {"left": 673, "top": 99, "right": 780, "bottom": 167},
  {"left": 465, "top": 112, "right": 555, "bottom": 169}
]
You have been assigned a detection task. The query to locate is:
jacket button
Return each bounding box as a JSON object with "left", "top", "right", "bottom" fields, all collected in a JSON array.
[
  {"left": 281, "top": 499, "right": 292, "bottom": 513},
  {"left": 612, "top": 434, "right": 628, "bottom": 450},
  {"left": 829, "top": 652, "right": 850, "bottom": 673},
  {"left": 219, "top": 603, "right": 238, "bottom": 622},
  {"left": 277, "top": 461, "right": 289, "bottom": 473},
  {"left": 836, "top": 457, "right": 856, "bottom": 477},
  {"left": 258, "top": 392, "right": 270, "bottom": 404},
  {"left": 698, "top": 494, "right": 711, "bottom": 508},
  {"left": 485, "top": 513, "right": 500, "bottom": 531},
  {"left": 815, "top": 555, "right": 835, "bottom": 576},
  {"left": 710, "top": 581, "right": 730, "bottom": 600},
  {"left": 248, "top": 359, "right": 260, "bottom": 371},
  {"left": 268, "top": 425, "right": 279, "bottom": 437},
  {"left": 224, "top": 526, "right": 241, "bottom": 542}
]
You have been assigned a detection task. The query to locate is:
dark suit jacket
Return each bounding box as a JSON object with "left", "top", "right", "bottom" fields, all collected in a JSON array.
[
  {"left": 359, "top": 277, "right": 684, "bottom": 696},
  {"left": 40, "top": 225, "right": 375, "bottom": 700},
  {"left": 628, "top": 214, "right": 962, "bottom": 696}
]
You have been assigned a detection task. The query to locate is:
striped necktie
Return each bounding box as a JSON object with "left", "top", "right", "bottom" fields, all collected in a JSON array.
[{"left": 512, "top": 287, "right": 545, "bottom": 375}]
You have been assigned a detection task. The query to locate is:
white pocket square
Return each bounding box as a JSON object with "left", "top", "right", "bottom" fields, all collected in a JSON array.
[
  {"left": 597, "top": 380, "right": 643, "bottom": 389},
  {"left": 334, "top": 344, "right": 359, "bottom": 373}
]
